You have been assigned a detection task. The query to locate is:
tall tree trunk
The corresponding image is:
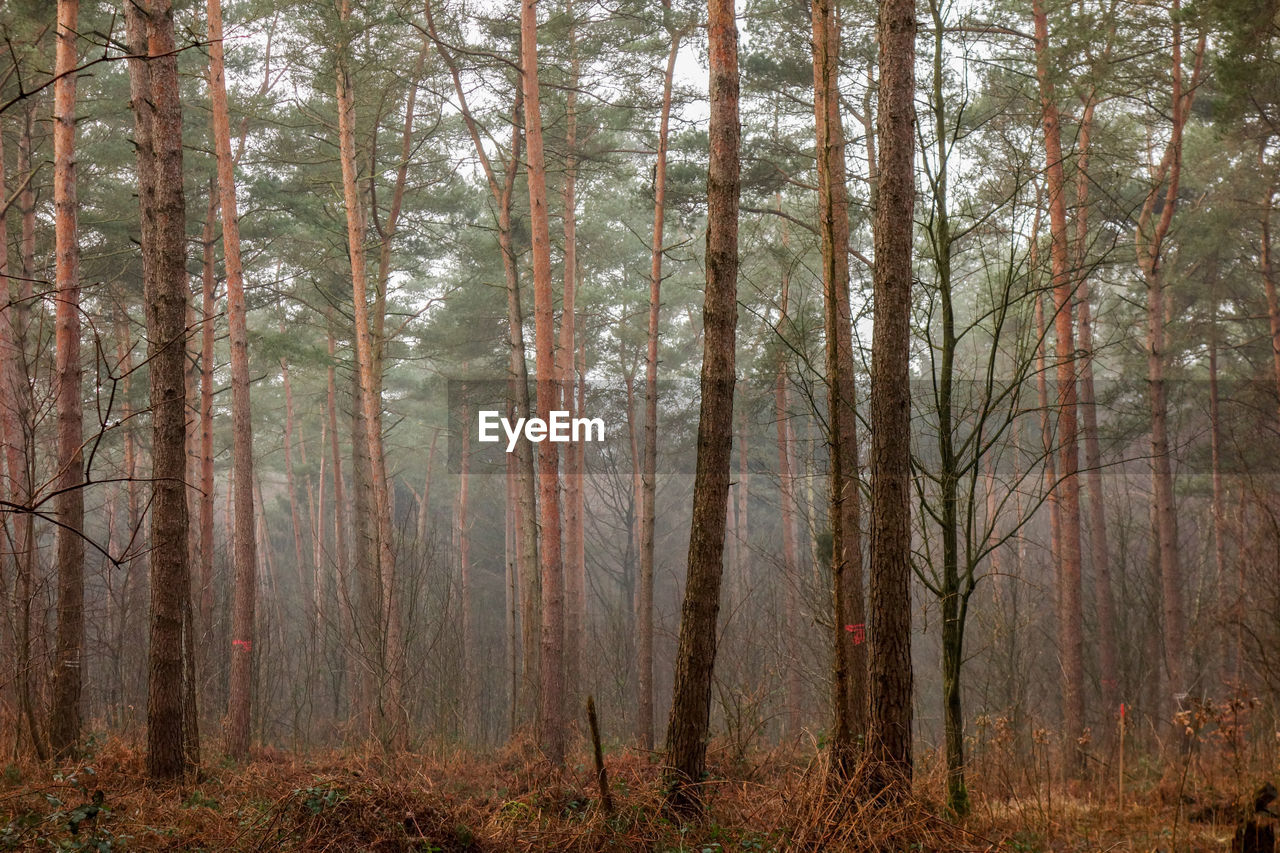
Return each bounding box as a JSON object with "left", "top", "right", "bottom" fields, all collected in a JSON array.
[
  {"left": 812, "top": 0, "right": 867, "bottom": 775},
  {"left": 1208, "top": 268, "right": 1231, "bottom": 681},
  {"left": 773, "top": 203, "right": 802, "bottom": 737},
  {"left": 1072, "top": 97, "right": 1119, "bottom": 727},
  {"left": 1032, "top": 0, "right": 1085, "bottom": 771},
  {"left": 127, "top": 0, "right": 191, "bottom": 780},
  {"left": 867, "top": 0, "right": 916, "bottom": 795},
  {"left": 560, "top": 7, "right": 584, "bottom": 714},
  {"left": 640, "top": 15, "right": 681, "bottom": 736},
  {"left": 520, "top": 0, "right": 567, "bottom": 766},
  {"left": 926, "top": 2, "right": 965, "bottom": 812},
  {"left": 208, "top": 0, "right": 259, "bottom": 760},
  {"left": 336, "top": 0, "right": 407, "bottom": 750},
  {"left": 6, "top": 105, "right": 41, "bottom": 761},
  {"left": 1133, "top": 2, "right": 1204, "bottom": 732},
  {"left": 199, "top": 182, "right": 217, "bottom": 648},
  {"left": 637, "top": 32, "right": 674, "bottom": 730},
  {"left": 663, "top": 0, "right": 739, "bottom": 809},
  {"left": 49, "top": 0, "right": 85, "bottom": 761}
]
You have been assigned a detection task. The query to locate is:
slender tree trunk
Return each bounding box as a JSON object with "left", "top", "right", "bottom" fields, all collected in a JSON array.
[
  {"left": 736, "top": 410, "right": 748, "bottom": 594},
  {"left": 774, "top": 205, "right": 802, "bottom": 737},
  {"left": 867, "top": 0, "right": 916, "bottom": 795},
  {"left": 336, "top": 0, "right": 407, "bottom": 750},
  {"left": 925, "top": 4, "right": 966, "bottom": 812},
  {"left": 1208, "top": 271, "right": 1231, "bottom": 681},
  {"left": 458, "top": 399, "right": 475, "bottom": 740},
  {"left": 199, "top": 182, "right": 217, "bottom": 647},
  {"left": 520, "top": 0, "right": 567, "bottom": 766},
  {"left": 1073, "top": 97, "right": 1118, "bottom": 726},
  {"left": 281, "top": 353, "right": 307, "bottom": 590},
  {"left": 812, "top": 0, "right": 867, "bottom": 775},
  {"left": 6, "top": 104, "right": 41, "bottom": 761},
  {"left": 0, "top": 109, "right": 22, "bottom": 761},
  {"left": 1261, "top": 170, "right": 1280, "bottom": 425},
  {"left": 505, "top": 455, "right": 520, "bottom": 738},
  {"left": 49, "top": 0, "right": 85, "bottom": 761},
  {"left": 662, "top": 0, "right": 739, "bottom": 808},
  {"left": 637, "top": 26, "right": 677, "bottom": 730},
  {"left": 560, "top": 8, "right": 585, "bottom": 713},
  {"left": 1032, "top": 0, "right": 1085, "bottom": 771},
  {"left": 127, "top": 0, "right": 191, "bottom": 779},
  {"left": 430, "top": 14, "right": 541, "bottom": 727},
  {"left": 1133, "top": 4, "right": 1204, "bottom": 732},
  {"left": 503, "top": 107, "right": 541, "bottom": 731},
  {"left": 208, "top": 0, "right": 259, "bottom": 760}
]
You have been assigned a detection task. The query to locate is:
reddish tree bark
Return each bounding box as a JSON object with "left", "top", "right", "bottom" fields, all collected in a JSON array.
[
  {"left": 208, "top": 0, "right": 259, "bottom": 760},
  {"left": 520, "top": 0, "right": 567, "bottom": 765},
  {"left": 1032, "top": 0, "right": 1085, "bottom": 768},
  {"left": 49, "top": 0, "right": 85, "bottom": 761}
]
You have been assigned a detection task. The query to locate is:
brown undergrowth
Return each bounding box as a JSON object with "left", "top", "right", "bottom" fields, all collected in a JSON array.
[{"left": 0, "top": 732, "right": 1266, "bottom": 851}]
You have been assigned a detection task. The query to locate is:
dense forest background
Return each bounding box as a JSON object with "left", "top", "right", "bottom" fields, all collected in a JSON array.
[{"left": 2, "top": 0, "right": 1280, "bottom": 848}]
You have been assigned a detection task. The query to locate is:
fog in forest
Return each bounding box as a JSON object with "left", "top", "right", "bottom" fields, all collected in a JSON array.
[{"left": 1, "top": 0, "right": 1278, "bottom": 848}]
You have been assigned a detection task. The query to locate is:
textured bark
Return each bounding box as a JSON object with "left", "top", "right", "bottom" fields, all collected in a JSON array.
[
  {"left": 520, "top": 0, "right": 567, "bottom": 765},
  {"left": 867, "top": 0, "right": 916, "bottom": 794},
  {"left": 662, "top": 0, "right": 738, "bottom": 808},
  {"left": 49, "top": 0, "right": 85, "bottom": 761},
  {"left": 127, "top": 0, "right": 191, "bottom": 779},
  {"left": 1032, "top": 0, "right": 1084, "bottom": 770},
  {"left": 812, "top": 0, "right": 867, "bottom": 774}
]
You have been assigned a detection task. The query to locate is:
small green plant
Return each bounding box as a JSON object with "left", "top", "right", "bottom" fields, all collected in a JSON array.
[
  {"left": 295, "top": 784, "right": 346, "bottom": 815},
  {"left": 183, "top": 789, "right": 220, "bottom": 810}
]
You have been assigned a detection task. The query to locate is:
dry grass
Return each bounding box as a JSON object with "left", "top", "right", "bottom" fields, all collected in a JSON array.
[{"left": 0, "top": 734, "right": 1263, "bottom": 851}]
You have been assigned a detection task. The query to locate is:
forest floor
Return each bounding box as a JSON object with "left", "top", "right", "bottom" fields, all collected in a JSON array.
[{"left": 0, "top": 734, "right": 1259, "bottom": 851}]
